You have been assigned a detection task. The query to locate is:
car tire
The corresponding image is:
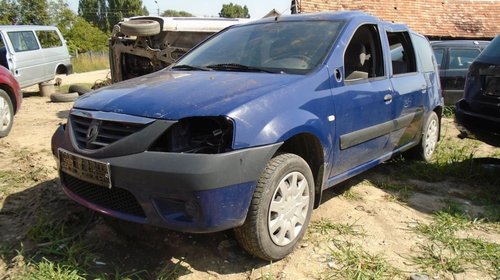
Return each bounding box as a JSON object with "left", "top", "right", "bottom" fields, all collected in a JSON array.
[
  {"left": 50, "top": 92, "right": 79, "bottom": 103},
  {"left": 69, "top": 84, "right": 91, "bottom": 96},
  {"left": 0, "top": 90, "right": 14, "bottom": 138},
  {"left": 407, "top": 111, "right": 440, "bottom": 162},
  {"left": 120, "top": 20, "right": 161, "bottom": 37},
  {"left": 234, "top": 153, "right": 314, "bottom": 261}
]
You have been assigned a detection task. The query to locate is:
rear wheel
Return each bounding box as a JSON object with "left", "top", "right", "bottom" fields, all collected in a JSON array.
[
  {"left": 0, "top": 90, "right": 14, "bottom": 138},
  {"left": 234, "top": 153, "right": 314, "bottom": 261},
  {"left": 407, "top": 111, "right": 439, "bottom": 162}
]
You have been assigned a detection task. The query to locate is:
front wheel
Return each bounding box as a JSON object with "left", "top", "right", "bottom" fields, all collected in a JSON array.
[
  {"left": 234, "top": 153, "right": 314, "bottom": 261},
  {"left": 0, "top": 90, "right": 14, "bottom": 138}
]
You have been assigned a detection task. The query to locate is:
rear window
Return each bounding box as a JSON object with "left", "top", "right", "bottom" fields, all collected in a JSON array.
[
  {"left": 448, "top": 48, "right": 480, "bottom": 69},
  {"left": 411, "top": 34, "right": 436, "bottom": 72},
  {"left": 36, "top": 30, "right": 63, "bottom": 48}
]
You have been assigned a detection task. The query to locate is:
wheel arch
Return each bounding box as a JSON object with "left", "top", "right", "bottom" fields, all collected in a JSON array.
[
  {"left": 0, "top": 84, "right": 18, "bottom": 113},
  {"left": 433, "top": 105, "right": 443, "bottom": 141},
  {"left": 56, "top": 63, "right": 69, "bottom": 75},
  {"left": 276, "top": 132, "right": 325, "bottom": 209}
]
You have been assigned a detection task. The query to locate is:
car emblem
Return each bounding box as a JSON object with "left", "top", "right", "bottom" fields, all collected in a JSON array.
[{"left": 86, "top": 120, "right": 101, "bottom": 145}]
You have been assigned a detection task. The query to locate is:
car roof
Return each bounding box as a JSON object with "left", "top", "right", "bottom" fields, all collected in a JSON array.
[{"left": 430, "top": 40, "right": 490, "bottom": 47}]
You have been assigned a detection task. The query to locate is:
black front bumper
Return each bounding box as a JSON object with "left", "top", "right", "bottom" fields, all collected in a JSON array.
[{"left": 52, "top": 124, "right": 281, "bottom": 233}]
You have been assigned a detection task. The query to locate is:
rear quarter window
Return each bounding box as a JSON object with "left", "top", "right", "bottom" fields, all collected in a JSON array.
[
  {"left": 36, "top": 30, "right": 63, "bottom": 48},
  {"left": 411, "top": 34, "right": 436, "bottom": 72}
]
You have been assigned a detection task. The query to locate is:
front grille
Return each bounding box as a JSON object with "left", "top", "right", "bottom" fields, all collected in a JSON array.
[
  {"left": 62, "top": 172, "right": 146, "bottom": 218},
  {"left": 70, "top": 114, "right": 147, "bottom": 150}
]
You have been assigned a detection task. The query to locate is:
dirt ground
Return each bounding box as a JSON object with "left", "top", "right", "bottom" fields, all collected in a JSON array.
[{"left": 0, "top": 70, "right": 499, "bottom": 279}]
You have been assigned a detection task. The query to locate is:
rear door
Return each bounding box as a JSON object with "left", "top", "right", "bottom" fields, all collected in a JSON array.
[
  {"left": 386, "top": 31, "right": 426, "bottom": 150},
  {"left": 35, "top": 29, "right": 66, "bottom": 79}
]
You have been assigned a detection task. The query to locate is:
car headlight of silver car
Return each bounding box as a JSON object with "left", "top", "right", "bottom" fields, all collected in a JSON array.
[{"left": 149, "top": 116, "right": 234, "bottom": 154}]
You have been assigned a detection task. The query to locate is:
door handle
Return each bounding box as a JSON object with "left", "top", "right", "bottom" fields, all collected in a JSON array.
[{"left": 384, "top": 94, "right": 392, "bottom": 102}]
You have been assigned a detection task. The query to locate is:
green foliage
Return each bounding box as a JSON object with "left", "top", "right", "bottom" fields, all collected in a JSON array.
[
  {"left": 79, "top": 0, "right": 149, "bottom": 33},
  {"left": 17, "top": 0, "right": 50, "bottom": 24},
  {"left": 310, "top": 218, "right": 365, "bottom": 236},
  {"left": 65, "top": 17, "right": 109, "bottom": 53},
  {"left": 0, "top": 0, "right": 18, "bottom": 24},
  {"left": 219, "top": 2, "right": 250, "bottom": 18},
  {"left": 161, "top": 9, "right": 194, "bottom": 17}
]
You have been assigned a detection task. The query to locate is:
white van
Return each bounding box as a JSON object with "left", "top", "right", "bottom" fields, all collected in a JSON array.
[{"left": 0, "top": 25, "right": 73, "bottom": 88}]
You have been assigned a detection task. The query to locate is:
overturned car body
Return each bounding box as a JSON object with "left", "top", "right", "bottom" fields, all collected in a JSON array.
[{"left": 109, "top": 16, "right": 251, "bottom": 83}]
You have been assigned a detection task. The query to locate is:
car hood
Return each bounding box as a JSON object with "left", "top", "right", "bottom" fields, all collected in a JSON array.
[{"left": 75, "top": 70, "right": 301, "bottom": 120}]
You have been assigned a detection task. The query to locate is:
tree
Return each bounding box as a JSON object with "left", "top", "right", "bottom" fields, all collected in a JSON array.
[
  {"left": 219, "top": 3, "right": 250, "bottom": 18},
  {"left": 161, "top": 9, "right": 193, "bottom": 17},
  {"left": 65, "top": 16, "right": 109, "bottom": 53},
  {"left": 17, "top": 0, "right": 50, "bottom": 25},
  {"left": 0, "top": 0, "right": 19, "bottom": 24},
  {"left": 78, "top": 0, "right": 148, "bottom": 33}
]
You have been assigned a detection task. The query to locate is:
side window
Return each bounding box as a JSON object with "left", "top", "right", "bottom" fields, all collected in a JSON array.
[
  {"left": 448, "top": 48, "right": 480, "bottom": 69},
  {"left": 7, "top": 31, "right": 40, "bottom": 52},
  {"left": 411, "top": 34, "right": 436, "bottom": 72},
  {"left": 36, "top": 30, "right": 63, "bottom": 48},
  {"left": 387, "top": 31, "right": 417, "bottom": 75},
  {"left": 432, "top": 48, "right": 445, "bottom": 69},
  {"left": 344, "top": 24, "right": 384, "bottom": 81}
]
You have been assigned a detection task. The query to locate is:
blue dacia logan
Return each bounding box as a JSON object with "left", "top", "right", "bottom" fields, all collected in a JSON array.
[{"left": 52, "top": 11, "right": 443, "bottom": 260}]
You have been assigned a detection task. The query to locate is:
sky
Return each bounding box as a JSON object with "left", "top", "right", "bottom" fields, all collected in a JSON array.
[{"left": 66, "top": 0, "right": 294, "bottom": 18}]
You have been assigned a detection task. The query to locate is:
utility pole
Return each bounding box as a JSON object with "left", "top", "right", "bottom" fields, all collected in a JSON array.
[{"left": 154, "top": 0, "right": 160, "bottom": 16}]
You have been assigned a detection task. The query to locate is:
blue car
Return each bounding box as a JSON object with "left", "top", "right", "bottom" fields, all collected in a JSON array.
[{"left": 51, "top": 11, "right": 443, "bottom": 260}]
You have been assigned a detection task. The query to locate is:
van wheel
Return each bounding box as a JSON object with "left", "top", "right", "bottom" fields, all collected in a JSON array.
[
  {"left": 50, "top": 92, "right": 79, "bottom": 103},
  {"left": 0, "top": 90, "right": 14, "bottom": 137},
  {"left": 120, "top": 20, "right": 161, "bottom": 37},
  {"left": 407, "top": 111, "right": 439, "bottom": 162},
  {"left": 234, "top": 153, "right": 314, "bottom": 261}
]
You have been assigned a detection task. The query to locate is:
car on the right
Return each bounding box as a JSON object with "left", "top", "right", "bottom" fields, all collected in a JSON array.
[
  {"left": 455, "top": 35, "right": 500, "bottom": 147},
  {"left": 431, "top": 40, "right": 489, "bottom": 105}
]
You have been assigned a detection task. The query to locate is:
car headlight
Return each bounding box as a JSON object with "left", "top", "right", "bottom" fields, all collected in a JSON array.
[{"left": 149, "top": 117, "right": 234, "bottom": 154}]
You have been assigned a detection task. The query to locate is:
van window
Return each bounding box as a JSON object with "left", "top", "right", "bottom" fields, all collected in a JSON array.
[
  {"left": 432, "top": 48, "right": 444, "bottom": 68},
  {"left": 7, "top": 31, "right": 40, "bottom": 52},
  {"left": 344, "top": 24, "right": 384, "bottom": 81},
  {"left": 411, "top": 34, "right": 435, "bottom": 72},
  {"left": 36, "top": 30, "right": 63, "bottom": 48},
  {"left": 387, "top": 32, "right": 416, "bottom": 75}
]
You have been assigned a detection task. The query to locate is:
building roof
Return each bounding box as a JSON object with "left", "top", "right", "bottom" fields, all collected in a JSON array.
[{"left": 300, "top": 0, "right": 500, "bottom": 39}]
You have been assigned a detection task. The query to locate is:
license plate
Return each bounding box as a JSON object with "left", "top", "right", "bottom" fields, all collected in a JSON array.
[{"left": 58, "top": 148, "right": 112, "bottom": 188}]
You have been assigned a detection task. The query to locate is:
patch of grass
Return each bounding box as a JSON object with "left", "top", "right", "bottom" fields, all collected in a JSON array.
[
  {"left": 71, "top": 53, "right": 109, "bottom": 73},
  {"left": 321, "top": 239, "right": 401, "bottom": 280},
  {"left": 24, "top": 258, "right": 86, "bottom": 280},
  {"left": 310, "top": 218, "right": 365, "bottom": 236},
  {"left": 157, "top": 259, "right": 188, "bottom": 280},
  {"left": 412, "top": 211, "right": 500, "bottom": 277},
  {"left": 443, "top": 106, "right": 455, "bottom": 118},
  {"left": 341, "top": 188, "right": 363, "bottom": 201},
  {"left": 375, "top": 180, "right": 414, "bottom": 202}
]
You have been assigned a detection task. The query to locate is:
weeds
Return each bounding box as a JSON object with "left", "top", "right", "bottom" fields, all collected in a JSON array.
[
  {"left": 71, "top": 53, "right": 109, "bottom": 73},
  {"left": 321, "top": 239, "right": 401, "bottom": 280},
  {"left": 412, "top": 211, "right": 500, "bottom": 277},
  {"left": 341, "top": 188, "right": 363, "bottom": 201},
  {"left": 310, "top": 218, "right": 365, "bottom": 236}
]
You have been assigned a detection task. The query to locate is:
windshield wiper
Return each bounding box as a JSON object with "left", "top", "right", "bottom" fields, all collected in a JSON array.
[
  {"left": 172, "top": 64, "right": 211, "bottom": 71},
  {"left": 206, "top": 63, "right": 278, "bottom": 73}
]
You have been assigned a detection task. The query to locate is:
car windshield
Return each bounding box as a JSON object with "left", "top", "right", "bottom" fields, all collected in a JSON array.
[{"left": 175, "top": 20, "right": 343, "bottom": 75}]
